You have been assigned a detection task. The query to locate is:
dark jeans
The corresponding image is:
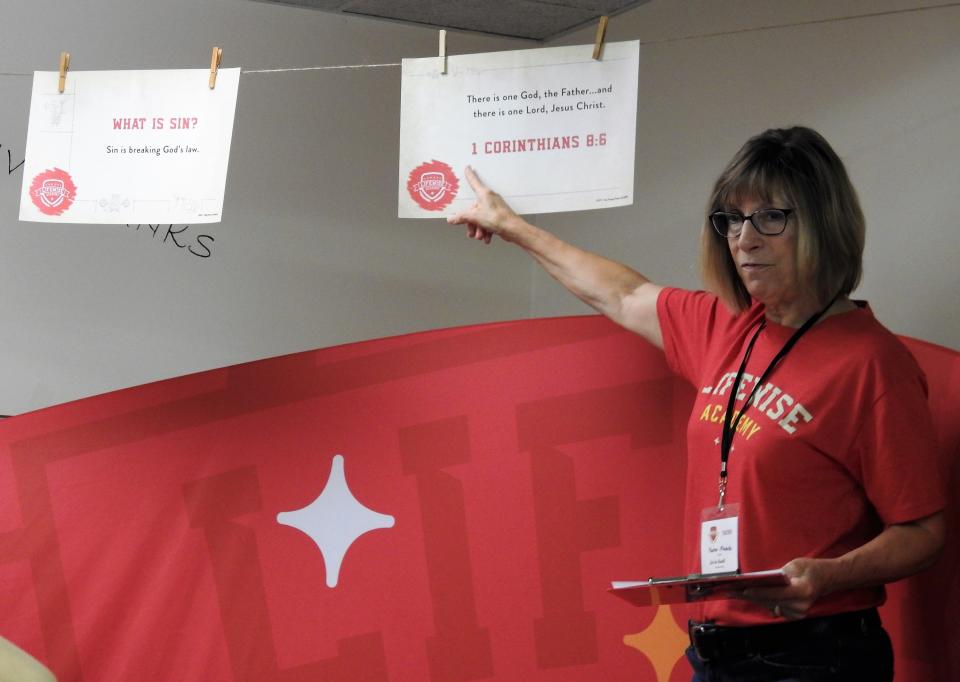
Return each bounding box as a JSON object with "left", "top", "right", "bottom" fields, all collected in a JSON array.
[{"left": 685, "top": 609, "right": 893, "bottom": 681}]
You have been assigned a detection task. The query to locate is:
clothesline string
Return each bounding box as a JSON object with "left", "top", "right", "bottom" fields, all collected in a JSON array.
[
  {"left": 0, "top": 1, "right": 957, "bottom": 79},
  {"left": 243, "top": 63, "right": 399, "bottom": 74}
]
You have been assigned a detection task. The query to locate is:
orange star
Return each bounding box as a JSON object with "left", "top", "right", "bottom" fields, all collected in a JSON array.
[{"left": 623, "top": 605, "right": 688, "bottom": 682}]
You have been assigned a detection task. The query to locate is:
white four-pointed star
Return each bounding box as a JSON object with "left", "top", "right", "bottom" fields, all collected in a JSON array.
[{"left": 277, "top": 454, "right": 395, "bottom": 588}]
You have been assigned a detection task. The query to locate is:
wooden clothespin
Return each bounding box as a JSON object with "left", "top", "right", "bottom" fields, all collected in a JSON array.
[
  {"left": 439, "top": 30, "right": 447, "bottom": 75},
  {"left": 592, "top": 15, "right": 609, "bottom": 60},
  {"left": 58, "top": 51, "right": 70, "bottom": 93},
  {"left": 208, "top": 47, "right": 223, "bottom": 89}
]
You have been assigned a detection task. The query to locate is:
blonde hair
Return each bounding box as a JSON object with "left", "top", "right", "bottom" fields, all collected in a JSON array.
[{"left": 700, "top": 127, "right": 865, "bottom": 312}]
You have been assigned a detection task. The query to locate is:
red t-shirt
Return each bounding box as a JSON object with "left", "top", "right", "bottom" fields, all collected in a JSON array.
[{"left": 657, "top": 287, "right": 945, "bottom": 626}]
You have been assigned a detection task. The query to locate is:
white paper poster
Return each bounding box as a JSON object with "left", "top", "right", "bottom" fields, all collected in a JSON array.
[
  {"left": 399, "top": 41, "right": 639, "bottom": 218},
  {"left": 19, "top": 68, "right": 240, "bottom": 224}
]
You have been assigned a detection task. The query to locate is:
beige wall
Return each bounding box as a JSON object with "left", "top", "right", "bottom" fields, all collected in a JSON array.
[
  {"left": 0, "top": 1, "right": 956, "bottom": 414},
  {"left": 0, "top": 0, "right": 528, "bottom": 414},
  {"left": 535, "top": 0, "right": 960, "bottom": 350}
]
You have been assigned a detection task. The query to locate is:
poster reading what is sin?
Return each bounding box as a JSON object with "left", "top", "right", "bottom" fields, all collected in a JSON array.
[
  {"left": 19, "top": 68, "right": 240, "bottom": 224},
  {"left": 399, "top": 41, "right": 640, "bottom": 218}
]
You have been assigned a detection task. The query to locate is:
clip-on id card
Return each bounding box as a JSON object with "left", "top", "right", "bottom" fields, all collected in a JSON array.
[{"left": 700, "top": 503, "right": 740, "bottom": 575}]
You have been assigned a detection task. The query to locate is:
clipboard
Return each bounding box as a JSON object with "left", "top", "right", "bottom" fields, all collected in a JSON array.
[{"left": 609, "top": 569, "right": 788, "bottom": 607}]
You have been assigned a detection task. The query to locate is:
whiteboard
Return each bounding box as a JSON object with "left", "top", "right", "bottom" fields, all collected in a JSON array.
[{"left": 0, "top": 0, "right": 533, "bottom": 415}]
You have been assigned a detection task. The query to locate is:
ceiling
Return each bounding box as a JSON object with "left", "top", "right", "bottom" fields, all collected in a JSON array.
[{"left": 250, "top": 0, "right": 652, "bottom": 41}]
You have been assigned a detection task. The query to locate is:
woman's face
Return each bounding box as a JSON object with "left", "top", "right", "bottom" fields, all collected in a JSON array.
[{"left": 726, "top": 197, "right": 813, "bottom": 319}]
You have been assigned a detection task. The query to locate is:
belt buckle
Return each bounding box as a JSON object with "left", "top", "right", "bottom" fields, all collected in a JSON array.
[{"left": 689, "top": 622, "right": 720, "bottom": 662}]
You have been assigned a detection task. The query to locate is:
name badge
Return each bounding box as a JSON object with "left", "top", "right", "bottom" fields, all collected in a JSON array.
[{"left": 700, "top": 504, "right": 740, "bottom": 574}]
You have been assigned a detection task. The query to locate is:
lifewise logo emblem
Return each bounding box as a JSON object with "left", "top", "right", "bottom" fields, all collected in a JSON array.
[
  {"left": 407, "top": 160, "right": 458, "bottom": 211},
  {"left": 30, "top": 168, "right": 77, "bottom": 216}
]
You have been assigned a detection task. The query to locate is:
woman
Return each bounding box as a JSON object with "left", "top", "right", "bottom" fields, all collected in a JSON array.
[{"left": 447, "top": 127, "right": 944, "bottom": 681}]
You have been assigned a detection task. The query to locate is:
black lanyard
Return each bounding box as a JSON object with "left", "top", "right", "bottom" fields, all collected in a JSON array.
[{"left": 717, "top": 292, "right": 841, "bottom": 509}]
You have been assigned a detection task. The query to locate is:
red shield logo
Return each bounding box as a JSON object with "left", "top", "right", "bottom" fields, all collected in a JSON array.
[
  {"left": 418, "top": 172, "right": 447, "bottom": 202},
  {"left": 407, "top": 160, "right": 458, "bottom": 211},
  {"left": 39, "top": 179, "right": 67, "bottom": 208},
  {"left": 29, "top": 168, "right": 77, "bottom": 216}
]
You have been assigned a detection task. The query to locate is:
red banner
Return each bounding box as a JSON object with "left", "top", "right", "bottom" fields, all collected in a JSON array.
[{"left": 1, "top": 316, "right": 956, "bottom": 681}]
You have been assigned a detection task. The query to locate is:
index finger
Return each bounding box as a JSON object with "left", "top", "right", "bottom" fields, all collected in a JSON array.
[{"left": 463, "top": 166, "right": 488, "bottom": 195}]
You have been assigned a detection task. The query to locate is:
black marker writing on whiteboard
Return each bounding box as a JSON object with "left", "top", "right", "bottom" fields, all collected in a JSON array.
[
  {"left": 125, "top": 224, "right": 215, "bottom": 259},
  {"left": 2, "top": 143, "right": 25, "bottom": 175}
]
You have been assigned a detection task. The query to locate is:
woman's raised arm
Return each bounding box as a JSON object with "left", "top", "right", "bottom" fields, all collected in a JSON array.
[{"left": 447, "top": 167, "right": 664, "bottom": 348}]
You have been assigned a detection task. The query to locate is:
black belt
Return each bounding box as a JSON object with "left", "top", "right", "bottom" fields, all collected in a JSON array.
[{"left": 688, "top": 608, "right": 882, "bottom": 663}]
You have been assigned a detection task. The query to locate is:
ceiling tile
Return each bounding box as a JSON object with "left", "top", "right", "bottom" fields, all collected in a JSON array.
[{"left": 250, "top": 0, "right": 650, "bottom": 41}]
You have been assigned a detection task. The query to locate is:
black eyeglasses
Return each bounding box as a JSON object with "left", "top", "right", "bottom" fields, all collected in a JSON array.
[{"left": 710, "top": 208, "right": 794, "bottom": 238}]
